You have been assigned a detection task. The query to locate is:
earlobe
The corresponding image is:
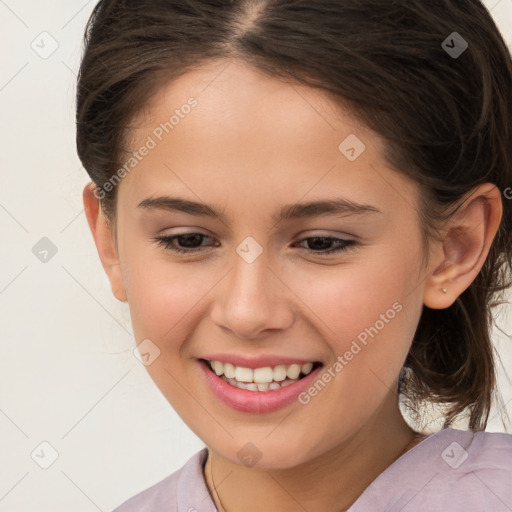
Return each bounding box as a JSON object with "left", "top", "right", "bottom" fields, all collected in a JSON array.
[
  {"left": 82, "top": 183, "right": 128, "bottom": 303},
  {"left": 423, "top": 183, "right": 502, "bottom": 310},
  {"left": 423, "top": 233, "right": 469, "bottom": 309}
]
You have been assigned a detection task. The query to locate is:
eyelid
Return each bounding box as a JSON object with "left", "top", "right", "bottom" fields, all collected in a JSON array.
[
  {"left": 152, "top": 230, "right": 359, "bottom": 256},
  {"left": 298, "top": 230, "right": 357, "bottom": 240},
  {"left": 155, "top": 228, "right": 357, "bottom": 243}
]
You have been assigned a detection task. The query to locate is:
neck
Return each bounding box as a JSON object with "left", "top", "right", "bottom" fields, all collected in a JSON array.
[{"left": 204, "top": 396, "right": 423, "bottom": 512}]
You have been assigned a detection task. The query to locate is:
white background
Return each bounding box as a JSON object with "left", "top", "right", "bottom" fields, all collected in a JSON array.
[{"left": 1, "top": 1, "right": 511, "bottom": 510}]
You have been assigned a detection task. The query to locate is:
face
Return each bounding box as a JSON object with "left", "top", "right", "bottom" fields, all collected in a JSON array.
[{"left": 108, "top": 58, "right": 433, "bottom": 468}]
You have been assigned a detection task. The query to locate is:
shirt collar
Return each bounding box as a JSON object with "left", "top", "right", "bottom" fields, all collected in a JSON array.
[{"left": 177, "top": 447, "right": 218, "bottom": 512}]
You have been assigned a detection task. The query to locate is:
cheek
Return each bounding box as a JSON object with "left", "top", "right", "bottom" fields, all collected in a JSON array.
[
  {"left": 291, "top": 269, "right": 420, "bottom": 437},
  {"left": 120, "top": 239, "right": 213, "bottom": 345},
  {"left": 289, "top": 244, "right": 423, "bottom": 381},
  {"left": 120, "top": 250, "right": 216, "bottom": 415}
]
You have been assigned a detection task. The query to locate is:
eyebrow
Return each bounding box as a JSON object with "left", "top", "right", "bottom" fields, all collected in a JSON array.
[{"left": 137, "top": 196, "right": 383, "bottom": 224}]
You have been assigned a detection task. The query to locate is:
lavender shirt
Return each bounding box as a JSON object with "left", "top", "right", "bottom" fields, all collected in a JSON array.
[{"left": 113, "top": 427, "right": 512, "bottom": 511}]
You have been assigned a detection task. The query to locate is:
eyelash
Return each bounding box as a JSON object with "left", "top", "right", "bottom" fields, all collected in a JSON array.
[{"left": 152, "top": 233, "right": 357, "bottom": 255}]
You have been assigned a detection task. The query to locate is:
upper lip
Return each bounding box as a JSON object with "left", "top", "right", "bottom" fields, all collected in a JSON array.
[{"left": 199, "top": 353, "right": 322, "bottom": 369}]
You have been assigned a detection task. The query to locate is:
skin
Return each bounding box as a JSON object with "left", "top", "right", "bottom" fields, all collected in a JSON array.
[{"left": 83, "top": 58, "right": 502, "bottom": 511}]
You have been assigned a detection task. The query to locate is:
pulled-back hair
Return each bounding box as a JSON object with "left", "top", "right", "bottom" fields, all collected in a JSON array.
[{"left": 76, "top": 0, "right": 512, "bottom": 431}]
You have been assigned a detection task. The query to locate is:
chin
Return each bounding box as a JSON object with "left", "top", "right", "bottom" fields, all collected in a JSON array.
[{"left": 209, "top": 437, "right": 321, "bottom": 471}]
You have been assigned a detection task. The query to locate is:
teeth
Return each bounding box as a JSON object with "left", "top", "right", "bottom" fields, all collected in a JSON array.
[
  {"left": 286, "top": 364, "right": 301, "bottom": 380},
  {"left": 234, "top": 366, "right": 253, "bottom": 382},
  {"left": 220, "top": 375, "right": 300, "bottom": 391},
  {"left": 223, "top": 362, "right": 236, "bottom": 379},
  {"left": 253, "top": 366, "right": 274, "bottom": 383},
  {"left": 213, "top": 360, "right": 223, "bottom": 376},
  {"left": 301, "top": 362, "right": 313, "bottom": 375},
  {"left": 207, "top": 359, "right": 317, "bottom": 384},
  {"left": 273, "top": 365, "right": 288, "bottom": 382}
]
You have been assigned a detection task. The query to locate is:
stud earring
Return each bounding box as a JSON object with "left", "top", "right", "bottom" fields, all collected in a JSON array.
[{"left": 442, "top": 288, "right": 447, "bottom": 294}]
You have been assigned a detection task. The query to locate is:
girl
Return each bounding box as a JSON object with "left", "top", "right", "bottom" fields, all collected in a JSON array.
[{"left": 77, "top": 0, "right": 512, "bottom": 510}]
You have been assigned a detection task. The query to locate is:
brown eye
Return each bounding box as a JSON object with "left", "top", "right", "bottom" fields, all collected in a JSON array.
[
  {"left": 295, "top": 236, "right": 357, "bottom": 255},
  {"left": 153, "top": 233, "right": 217, "bottom": 254}
]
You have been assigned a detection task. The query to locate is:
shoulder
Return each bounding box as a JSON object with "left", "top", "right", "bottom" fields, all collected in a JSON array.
[
  {"left": 351, "top": 428, "right": 512, "bottom": 512},
  {"left": 424, "top": 428, "right": 512, "bottom": 510},
  {"left": 463, "top": 428, "right": 512, "bottom": 471},
  {"left": 404, "top": 428, "right": 512, "bottom": 510},
  {"left": 430, "top": 427, "right": 512, "bottom": 476},
  {"left": 113, "top": 472, "right": 179, "bottom": 512},
  {"left": 112, "top": 447, "right": 212, "bottom": 512}
]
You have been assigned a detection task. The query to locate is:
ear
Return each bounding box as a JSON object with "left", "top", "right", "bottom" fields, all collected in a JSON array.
[
  {"left": 83, "top": 183, "right": 127, "bottom": 303},
  {"left": 423, "top": 183, "right": 503, "bottom": 309}
]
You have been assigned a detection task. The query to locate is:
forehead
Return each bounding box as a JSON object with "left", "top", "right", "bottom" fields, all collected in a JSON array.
[
  {"left": 130, "top": 60, "right": 372, "bottom": 158},
  {"left": 120, "top": 58, "right": 419, "bottom": 218}
]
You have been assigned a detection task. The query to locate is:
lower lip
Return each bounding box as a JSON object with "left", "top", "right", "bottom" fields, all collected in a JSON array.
[{"left": 198, "top": 359, "right": 323, "bottom": 413}]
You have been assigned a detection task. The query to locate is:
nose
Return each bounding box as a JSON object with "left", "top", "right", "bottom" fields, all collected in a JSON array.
[{"left": 210, "top": 250, "right": 295, "bottom": 340}]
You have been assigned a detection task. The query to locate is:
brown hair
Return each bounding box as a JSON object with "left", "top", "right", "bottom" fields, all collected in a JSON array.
[{"left": 76, "top": 0, "right": 512, "bottom": 431}]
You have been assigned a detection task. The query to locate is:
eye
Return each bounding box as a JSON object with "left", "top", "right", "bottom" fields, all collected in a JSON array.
[
  {"left": 153, "top": 233, "right": 357, "bottom": 256},
  {"left": 153, "top": 233, "right": 217, "bottom": 254},
  {"left": 293, "top": 236, "right": 357, "bottom": 255}
]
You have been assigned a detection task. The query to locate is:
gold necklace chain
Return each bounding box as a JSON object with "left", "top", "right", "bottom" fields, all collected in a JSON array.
[{"left": 209, "top": 454, "right": 228, "bottom": 512}]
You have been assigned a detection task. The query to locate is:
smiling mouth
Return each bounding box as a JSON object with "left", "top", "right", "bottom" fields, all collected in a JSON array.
[{"left": 200, "top": 359, "right": 323, "bottom": 392}]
